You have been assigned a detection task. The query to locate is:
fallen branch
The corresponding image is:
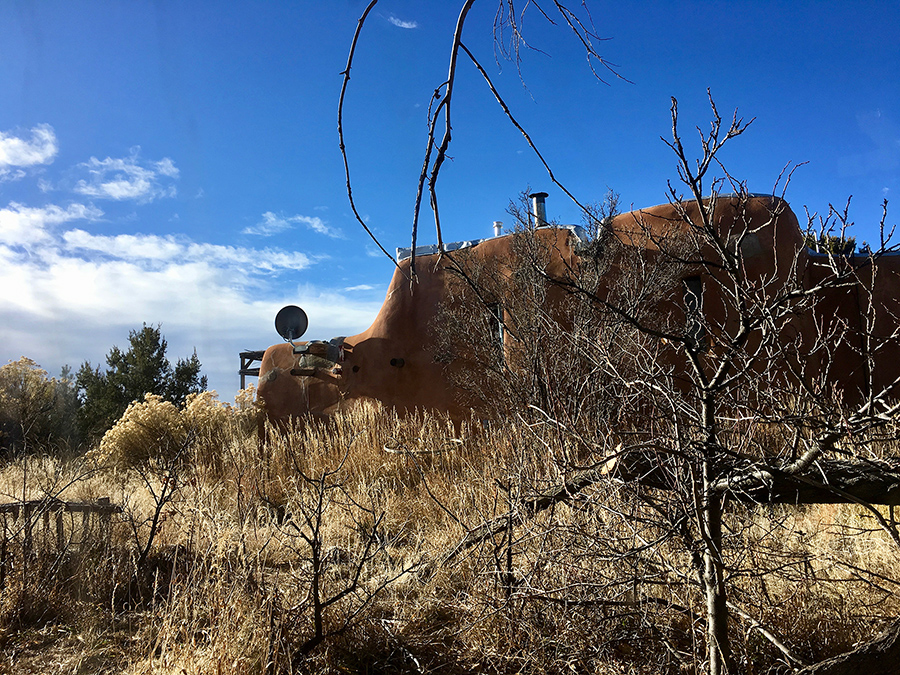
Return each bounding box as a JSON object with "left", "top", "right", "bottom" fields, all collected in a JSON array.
[
  {"left": 797, "top": 616, "right": 900, "bottom": 675},
  {"left": 441, "top": 454, "right": 900, "bottom": 563}
]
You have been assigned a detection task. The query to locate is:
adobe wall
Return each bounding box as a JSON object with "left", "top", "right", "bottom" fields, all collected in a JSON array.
[
  {"left": 257, "top": 196, "right": 900, "bottom": 425},
  {"left": 804, "top": 252, "right": 900, "bottom": 403}
]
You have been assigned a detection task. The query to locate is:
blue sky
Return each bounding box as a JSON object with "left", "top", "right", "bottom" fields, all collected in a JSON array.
[{"left": 1, "top": 1, "right": 898, "bottom": 399}]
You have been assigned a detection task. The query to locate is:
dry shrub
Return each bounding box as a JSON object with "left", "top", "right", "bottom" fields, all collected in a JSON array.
[
  {"left": 93, "top": 387, "right": 260, "bottom": 472},
  {"left": 96, "top": 394, "right": 185, "bottom": 470},
  {"left": 728, "top": 502, "right": 900, "bottom": 665},
  {"left": 121, "top": 552, "right": 277, "bottom": 675}
]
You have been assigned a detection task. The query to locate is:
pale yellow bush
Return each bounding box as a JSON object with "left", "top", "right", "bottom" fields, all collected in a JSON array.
[
  {"left": 96, "top": 394, "right": 186, "bottom": 470},
  {"left": 95, "top": 387, "right": 260, "bottom": 472}
]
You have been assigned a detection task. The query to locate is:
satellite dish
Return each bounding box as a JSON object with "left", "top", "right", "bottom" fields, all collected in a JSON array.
[{"left": 275, "top": 305, "right": 308, "bottom": 342}]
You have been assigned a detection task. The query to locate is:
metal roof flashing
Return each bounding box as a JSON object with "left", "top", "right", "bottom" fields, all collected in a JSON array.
[{"left": 395, "top": 225, "right": 589, "bottom": 262}]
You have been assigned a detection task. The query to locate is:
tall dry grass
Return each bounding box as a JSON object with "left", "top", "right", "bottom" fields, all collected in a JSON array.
[{"left": 0, "top": 398, "right": 897, "bottom": 673}]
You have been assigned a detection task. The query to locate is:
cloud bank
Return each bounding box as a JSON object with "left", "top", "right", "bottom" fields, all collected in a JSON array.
[
  {"left": 0, "top": 202, "right": 103, "bottom": 246},
  {"left": 0, "top": 201, "right": 380, "bottom": 397}
]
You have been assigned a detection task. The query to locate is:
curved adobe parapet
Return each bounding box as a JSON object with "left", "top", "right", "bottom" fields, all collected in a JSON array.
[
  {"left": 608, "top": 195, "right": 808, "bottom": 339},
  {"left": 609, "top": 194, "right": 805, "bottom": 280}
]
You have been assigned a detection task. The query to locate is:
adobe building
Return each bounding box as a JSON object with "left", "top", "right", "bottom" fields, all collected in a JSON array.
[{"left": 253, "top": 193, "right": 900, "bottom": 426}]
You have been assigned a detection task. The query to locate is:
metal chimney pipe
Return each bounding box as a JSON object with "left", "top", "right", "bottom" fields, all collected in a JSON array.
[
  {"left": 493, "top": 221, "right": 503, "bottom": 237},
  {"left": 529, "top": 192, "right": 548, "bottom": 227}
]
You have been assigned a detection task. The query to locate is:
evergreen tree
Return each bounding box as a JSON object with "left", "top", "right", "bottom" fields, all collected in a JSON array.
[
  {"left": 804, "top": 231, "right": 857, "bottom": 254},
  {"left": 76, "top": 325, "right": 207, "bottom": 442}
]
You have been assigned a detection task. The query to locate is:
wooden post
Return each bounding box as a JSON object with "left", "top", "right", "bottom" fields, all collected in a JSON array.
[
  {"left": 56, "top": 510, "right": 64, "bottom": 550},
  {"left": 239, "top": 350, "right": 265, "bottom": 389},
  {"left": 81, "top": 509, "right": 90, "bottom": 547},
  {"left": 98, "top": 497, "right": 112, "bottom": 545},
  {"left": 23, "top": 504, "right": 33, "bottom": 560}
]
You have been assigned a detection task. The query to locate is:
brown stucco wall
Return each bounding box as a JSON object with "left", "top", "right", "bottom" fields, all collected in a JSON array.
[{"left": 257, "top": 196, "right": 900, "bottom": 425}]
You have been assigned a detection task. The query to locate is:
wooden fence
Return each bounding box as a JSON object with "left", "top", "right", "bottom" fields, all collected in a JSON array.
[{"left": 0, "top": 498, "right": 122, "bottom": 587}]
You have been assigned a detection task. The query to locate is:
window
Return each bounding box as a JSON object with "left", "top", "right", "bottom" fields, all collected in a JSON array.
[{"left": 682, "top": 276, "right": 707, "bottom": 352}]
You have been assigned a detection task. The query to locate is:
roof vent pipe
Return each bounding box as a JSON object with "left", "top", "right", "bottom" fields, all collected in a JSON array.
[
  {"left": 529, "top": 192, "right": 548, "bottom": 227},
  {"left": 493, "top": 221, "right": 503, "bottom": 237}
]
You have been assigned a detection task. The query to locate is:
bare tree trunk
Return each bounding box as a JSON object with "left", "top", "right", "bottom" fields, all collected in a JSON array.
[
  {"left": 699, "top": 390, "right": 734, "bottom": 675},
  {"left": 702, "top": 462, "right": 732, "bottom": 675}
]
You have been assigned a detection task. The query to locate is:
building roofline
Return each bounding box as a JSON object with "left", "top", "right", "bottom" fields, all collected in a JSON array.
[{"left": 396, "top": 224, "right": 589, "bottom": 262}]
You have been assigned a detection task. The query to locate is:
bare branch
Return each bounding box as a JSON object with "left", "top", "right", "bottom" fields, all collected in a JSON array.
[{"left": 338, "top": 0, "right": 403, "bottom": 272}]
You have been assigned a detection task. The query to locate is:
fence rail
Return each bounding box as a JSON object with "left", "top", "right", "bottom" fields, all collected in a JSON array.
[{"left": 0, "top": 497, "right": 123, "bottom": 587}]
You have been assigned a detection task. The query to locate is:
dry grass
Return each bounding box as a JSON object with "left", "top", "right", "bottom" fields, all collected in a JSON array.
[{"left": 0, "top": 400, "right": 897, "bottom": 674}]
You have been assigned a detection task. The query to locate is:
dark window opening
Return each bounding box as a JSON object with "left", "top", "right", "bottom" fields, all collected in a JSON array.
[
  {"left": 487, "top": 303, "right": 505, "bottom": 362},
  {"left": 683, "top": 276, "right": 707, "bottom": 352}
]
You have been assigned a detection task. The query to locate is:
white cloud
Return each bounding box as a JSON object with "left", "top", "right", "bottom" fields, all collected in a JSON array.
[
  {"left": 154, "top": 157, "right": 179, "bottom": 178},
  {"left": 63, "top": 229, "right": 313, "bottom": 273},
  {"left": 344, "top": 284, "right": 375, "bottom": 291},
  {"left": 295, "top": 215, "right": 342, "bottom": 238},
  {"left": 73, "top": 149, "right": 179, "bottom": 202},
  {"left": 0, "top": 207, "right": 381, "bottom": 398},
  {"left": 388, "top": 15, "right": 418, "bottom": 29},
  {"left": 242, "top": 212, "right": 292, "bottom": 236},
  {"left": 0, "top": 169, "right": 26, "bottom": 183},
  {"left": 0, "top": 124, "right": 58, "bottom": 169},
  {"left": 0, "top": 242, "right": 382, "bottom": 399},
  {"left": 0, "top": 202, "right": 103, "bottom": 247},
  {"left": 243, "top": 211, "right": 344, "bottom": 238}
]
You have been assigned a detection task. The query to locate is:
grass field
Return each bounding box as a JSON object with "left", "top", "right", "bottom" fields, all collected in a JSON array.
[{"left": 0, "top": 395, "right": 897, "bottom": 674}]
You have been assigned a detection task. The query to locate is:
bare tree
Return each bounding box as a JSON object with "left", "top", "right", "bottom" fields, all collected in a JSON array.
[
  {"left": 253, "top": 429, "right": 421, "bottom": 669},
  {"left": 339, "top": 4, "right": 900, "bottom": 673},
  {"left": 436, "top": 97, "right": 900, "bottom": 673}
]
